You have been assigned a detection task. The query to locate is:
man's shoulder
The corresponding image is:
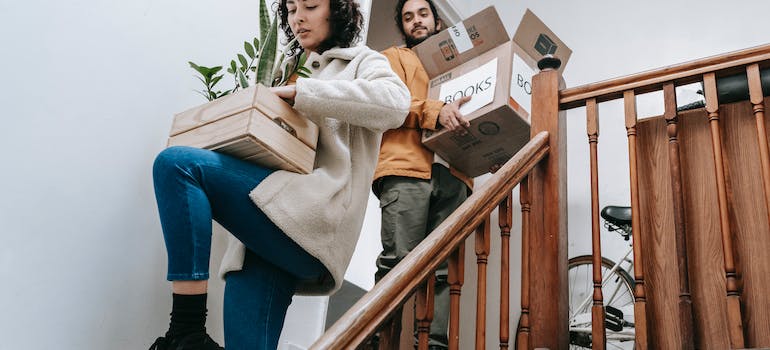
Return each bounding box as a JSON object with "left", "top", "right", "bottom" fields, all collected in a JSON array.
[
  {"left": 382, "top": 46, "right": 416, "bottom": 55},
  {"left": 381, "top": 46, "right": 418, "bottom": 62}
]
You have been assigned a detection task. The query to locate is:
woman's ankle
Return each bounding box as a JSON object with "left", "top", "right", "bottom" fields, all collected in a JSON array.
[{"left": 172, "top": 280, "right": 208, "bottom": 295}]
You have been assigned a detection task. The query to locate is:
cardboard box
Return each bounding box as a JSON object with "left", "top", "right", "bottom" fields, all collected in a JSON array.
[
  {"left": 513, "top": 9, "right": 572, "bottom": 74},
  {"left": 168, "top": 84, "right": 318, "bottom": 174},
  {"left": 411, "top": 6, "right": 510, "bottom": 79},
  {"left": 416, "top": 7, "right": 570, "bottom": 177},
  {"left": 421, "top": 41, "right": 537, "bottom": 177}
]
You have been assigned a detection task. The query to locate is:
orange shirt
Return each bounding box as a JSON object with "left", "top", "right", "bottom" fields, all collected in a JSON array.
[{"left": 374, "top": 47, "right": 472, "bottom": 188}]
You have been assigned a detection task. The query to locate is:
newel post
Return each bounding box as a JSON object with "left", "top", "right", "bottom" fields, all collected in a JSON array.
[{"left": 527, "top": 56, "right": 568, "bottom": 349}]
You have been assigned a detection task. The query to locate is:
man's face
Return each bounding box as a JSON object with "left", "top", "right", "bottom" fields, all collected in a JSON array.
[{"left": 401, "top": 0, "right": 439, "bottom": 48}]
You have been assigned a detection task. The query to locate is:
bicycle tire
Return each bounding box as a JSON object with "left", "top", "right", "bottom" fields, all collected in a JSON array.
[{"left": 568, "top": 255, "right": 635, "bottom": 349}]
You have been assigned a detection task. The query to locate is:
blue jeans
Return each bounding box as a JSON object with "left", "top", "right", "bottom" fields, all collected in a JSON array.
[{"left": 153, "top": 146, "right": 326, "bottom": 349}]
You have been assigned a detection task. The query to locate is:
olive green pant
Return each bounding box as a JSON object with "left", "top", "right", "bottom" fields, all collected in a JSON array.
[{"left": 374, "top": 164, "right": 469, "bottom": 349}]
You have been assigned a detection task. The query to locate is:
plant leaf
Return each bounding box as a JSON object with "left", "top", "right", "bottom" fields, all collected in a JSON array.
[
  {"left": 211, "top": 75, "right": 223, "bottom": 87},
  {"left": 230, "top": 60, "right": 238, "bottom": 73},
  {"left": 256, "top": 12, "right": 278, "bottom": 86},
  {"left": 253, "top": 38, "right": 260, "bottom": 55},
  {"left": 189, "top": 61, "right": 201, "bottom": 71},
  {"left": 297, "top": 51, "right": 308, "bottom": 67},
  {"left": 245, "top": 41, "right": 256, "bottom": 59},
  {"left": 238, "top": 70, "right": 249, "bottom": 89},
  {"left": 189, "top": 61, "right": 210, "bottom": 77},
  {"left": 238, "top": 54, "right": 248, "bottom": 69},
  {"left": 194, "top": 89, "right": 211, "bottom": 101},
  {"left": 209, "top": 66, "right": 223, "bottom": 75},
  {"left": 259, "top": 0, "right": 269, "bottom": 45}
]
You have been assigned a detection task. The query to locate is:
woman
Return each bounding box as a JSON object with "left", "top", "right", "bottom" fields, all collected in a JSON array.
[{"left": 148, "top": 0, "right": 410, "bottom": 348}]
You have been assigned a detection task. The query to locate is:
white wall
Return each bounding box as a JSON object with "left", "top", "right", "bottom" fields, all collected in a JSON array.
[
  {"left": 0, "top": 0, "right": 364, "bottom": 349},
  {"left": 2, "top": 0, "right": 770, "bottom": 349}
]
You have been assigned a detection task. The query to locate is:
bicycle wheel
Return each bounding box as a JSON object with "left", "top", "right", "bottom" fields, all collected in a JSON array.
[{"left": 568, "top": 255, "right": 635, "bottom": 349}]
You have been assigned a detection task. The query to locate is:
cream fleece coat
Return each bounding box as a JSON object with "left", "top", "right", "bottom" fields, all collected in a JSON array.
[{"left": 219, "top": 45, "right": 410, "bottom": 295}]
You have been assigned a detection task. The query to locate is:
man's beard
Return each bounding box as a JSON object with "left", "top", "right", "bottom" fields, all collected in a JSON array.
[{"left": 405, "top": 30, "right": 435, "bottom": 48}]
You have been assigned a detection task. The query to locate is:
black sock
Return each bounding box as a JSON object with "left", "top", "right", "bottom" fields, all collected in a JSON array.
[{"left": 165, "top": 293, "right": 208, "bottom": 339}]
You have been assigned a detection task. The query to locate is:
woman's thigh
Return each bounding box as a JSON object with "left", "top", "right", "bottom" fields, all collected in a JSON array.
[{"left": 163, "top": 146, "right": 325, "bottom": 280}]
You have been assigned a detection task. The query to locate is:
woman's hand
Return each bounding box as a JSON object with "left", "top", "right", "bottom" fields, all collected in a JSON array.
[{"left": 270, "top": 85, "right": 297, "bottom": 106}]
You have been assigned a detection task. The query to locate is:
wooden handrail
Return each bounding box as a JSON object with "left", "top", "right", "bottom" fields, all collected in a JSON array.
[
  {"left": 559, "top": 43, "right": 770, "bottom": 109},
  {"left": 310, "top": 131, "right": 551, "bottom": 350}
]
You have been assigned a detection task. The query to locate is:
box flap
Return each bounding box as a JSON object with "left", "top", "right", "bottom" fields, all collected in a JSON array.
[
  {"left": 513, "top": 9, "right": 572, "bottom": 73},
  {"left": 412, "top": 6, "right": 509, "bottom": 78}
]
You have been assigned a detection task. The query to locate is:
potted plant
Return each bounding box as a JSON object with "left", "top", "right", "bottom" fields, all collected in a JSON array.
[{"left": 167, "top": 0, "right": 317, "bottom": 174}]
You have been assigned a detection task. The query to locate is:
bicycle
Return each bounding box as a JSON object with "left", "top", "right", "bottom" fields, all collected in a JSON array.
[{"left": 568, "top": 205, "right": 636, "bottom": 349}]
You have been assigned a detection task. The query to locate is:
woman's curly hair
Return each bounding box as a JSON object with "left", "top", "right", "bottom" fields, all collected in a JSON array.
[{"left": 278, "top": 0, "right": 364, "bottom": 56}]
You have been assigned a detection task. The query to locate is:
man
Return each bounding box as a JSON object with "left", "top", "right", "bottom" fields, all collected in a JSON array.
[{"left": 373, "top": 0, "right": 472, "bottom": 349}]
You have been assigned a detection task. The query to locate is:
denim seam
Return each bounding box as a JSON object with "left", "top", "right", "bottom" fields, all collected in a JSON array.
[
  {"left": 180, "top": 164, "right": 203, "bottom": 279},
  {"left": 262, "top": 272, "right": 277, "bottom": 349}
]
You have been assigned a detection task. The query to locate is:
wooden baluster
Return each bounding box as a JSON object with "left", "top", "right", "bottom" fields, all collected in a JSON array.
[
  {"left": 375, "top": 308, "right": 401, "bottom": 350},
  {"left": 586, "top": 98, "right": 606, "bottom": 349},
  {"left": 448, "top": 242, "right": 465, "bottom": 350},
  {"left": 517, "top": 179, "right": 531, "bottom": 350},
  {"left": 703, "top": 73, "right": 745, "bottom": 348},
  {"left": 415, "top": 276, "right": 435, "bottom": 350},
  {"left": 475, "top": 216, "right": 491, "bottom": 350},
  {"left": 623, "top": 90, "right": 649, "bottom": 350},
  {"left": 529, "top": 56, "right": 568, "bottom": 349},
  {"left": 662, "top": 83, "right": 696, "bottom": 349},
  {"left": 499, "top": 195, "right": 513, "bottom": 350},
  {"left": 747, "top": 64, "right": 770, "bottom": 232}
]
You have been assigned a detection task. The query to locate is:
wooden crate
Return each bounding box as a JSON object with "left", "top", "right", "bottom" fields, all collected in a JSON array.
[{"left": 168, "top": 84, "right": 318, "bottom": 174}]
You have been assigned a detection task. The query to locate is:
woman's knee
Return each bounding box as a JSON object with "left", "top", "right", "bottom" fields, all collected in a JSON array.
[{"left": 153, "top": 146, "right": 207, "bottom": 177}]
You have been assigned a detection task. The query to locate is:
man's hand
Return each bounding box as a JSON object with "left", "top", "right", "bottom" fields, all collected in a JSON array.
[
  {"left": 270, "top": 85, "right": 297, "bottom": 105},
  {"left": 438, "top": 95, "right": 472, "bottom": 132}
]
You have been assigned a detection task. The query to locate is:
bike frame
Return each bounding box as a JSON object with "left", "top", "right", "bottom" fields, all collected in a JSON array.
[{"left": 570, "top": 244, "right": 635, "bottom": 318}]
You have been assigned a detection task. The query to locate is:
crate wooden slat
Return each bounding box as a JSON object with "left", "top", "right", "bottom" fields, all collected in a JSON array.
[{"left": 168, "top": 84, "right": 318, "bottom": 174}]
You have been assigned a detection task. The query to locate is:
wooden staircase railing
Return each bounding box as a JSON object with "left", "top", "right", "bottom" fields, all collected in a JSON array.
[
  {"left": 558, "top": 43, "right": 770, "bottom": 349},
  {"left": 311, "top": 130, "right": 550, "bottom": 349},
  {"left": 310, "top": 43, "right": 770, "bottom": 350},
  {"left": 310, "top": 59, "right": 567, "bottom": 350}
]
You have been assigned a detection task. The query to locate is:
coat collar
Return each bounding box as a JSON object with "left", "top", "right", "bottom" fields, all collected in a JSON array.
[{"left": 308, "top": 45, "right": 366, "bottom": 62}]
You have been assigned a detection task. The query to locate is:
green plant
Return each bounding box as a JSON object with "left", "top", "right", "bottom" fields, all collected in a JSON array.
[
  {"left": 188, "top": 0, "right": 311, "bottom": 102},
  {"left": 188, "top": 62, "right": 230, "bottom": 101}
]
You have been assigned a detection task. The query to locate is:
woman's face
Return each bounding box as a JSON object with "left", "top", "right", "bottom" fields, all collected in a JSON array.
[{"left": 286, "top": 0, "right": 331, "bottom": 53}]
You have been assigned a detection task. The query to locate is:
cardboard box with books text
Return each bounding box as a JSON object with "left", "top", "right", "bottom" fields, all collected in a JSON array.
[{"left": 413, "top": 7, "right": 571, "bottom": 177}]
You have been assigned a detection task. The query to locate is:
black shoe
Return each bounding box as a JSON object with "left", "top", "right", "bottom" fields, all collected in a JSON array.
[
  {"left": 148, "top": 337, "right": 168, "bottom": 350},
  {"left": 148, "top": 332, "right": 223, "bottom": 350}
]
